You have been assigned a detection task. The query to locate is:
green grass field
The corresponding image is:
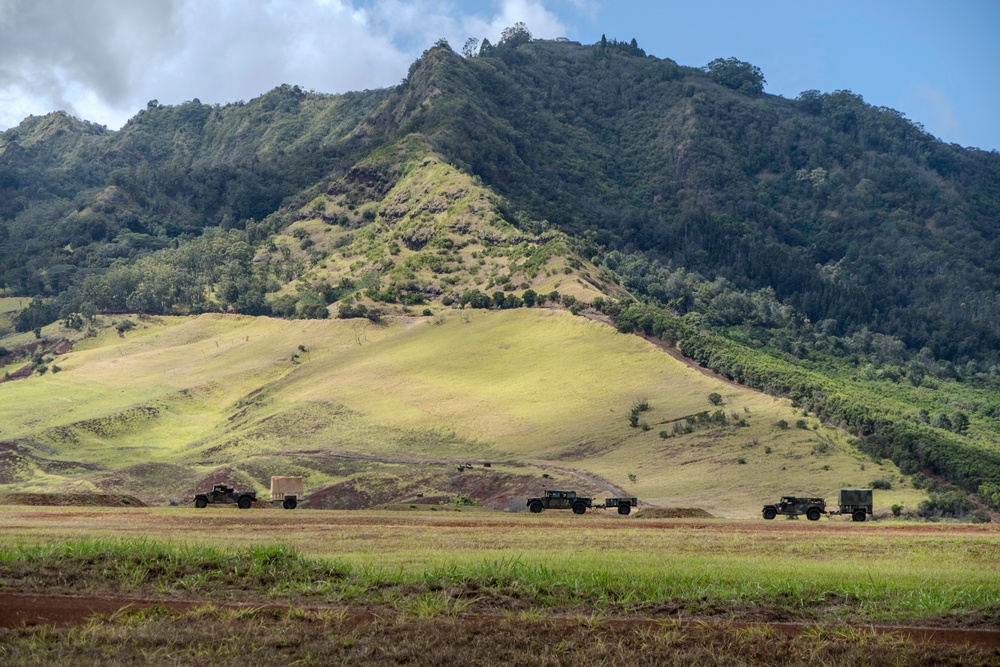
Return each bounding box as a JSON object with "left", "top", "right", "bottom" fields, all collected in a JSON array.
[
  {"left": 1, "top": 507, "right": 997, "bottom": 624},
  {"left": 0, "top": 309, "right": 925, "bottom": 516}
]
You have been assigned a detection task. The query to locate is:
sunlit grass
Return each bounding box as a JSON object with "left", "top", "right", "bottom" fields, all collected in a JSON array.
[
  {"left": 1, "top": 507, "right": 997, "bottom": 623},
  {"left": 1, "top": 526, "right": 997, "bottom": 623},
  {"left": 0, "top": 310, "right": 926, "bottom": 515}
]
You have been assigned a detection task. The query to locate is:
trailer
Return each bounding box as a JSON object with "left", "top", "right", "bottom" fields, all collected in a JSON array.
[
  {"left": 835, "top": 488, "right": 873, "bottom": 522},
  {"left": 270, "top": 476, "right": 304, "bottom": 509},
  {"left": 602, "top": 497, "right": 639, "bottom": 515}
]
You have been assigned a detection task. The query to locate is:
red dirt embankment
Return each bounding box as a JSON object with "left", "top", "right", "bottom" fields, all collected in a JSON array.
[{"left": 1, "top": 593, "right": 998, "bottom": 649}]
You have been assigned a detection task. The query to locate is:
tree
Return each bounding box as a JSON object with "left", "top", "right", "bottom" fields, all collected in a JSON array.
[
  {"left": 499, "top": 22, "right": 531, "bottom": 48},
  {"left": 951, "top": 411, "right": 970, "bottom": 434},
  {"left": 462, "top": 37, "right": 479, "bottom": 58},
  {"left": 703, "top": 57, "right": 766, "bottom": 94}
]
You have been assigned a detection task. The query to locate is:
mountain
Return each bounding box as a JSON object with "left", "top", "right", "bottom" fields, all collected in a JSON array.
[{"left": 1, "top": 32, "right": 998, "bottom": 516}]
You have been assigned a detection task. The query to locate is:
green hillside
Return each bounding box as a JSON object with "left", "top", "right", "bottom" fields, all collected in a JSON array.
[{"left": 0, "top": 310, "right": 921, "bottom": 517}]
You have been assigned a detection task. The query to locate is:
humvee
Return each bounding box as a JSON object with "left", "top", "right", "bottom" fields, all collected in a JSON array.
[
  {"left": 527, "top": 489, "right": 593, "bottom": 514},
  {"left": 194, "top": 484, "right": 256, "bottom": 509},
  {"left": 527, "top": 490, "right": 639, "bottom": 515},
  {"left": 762, "top": 496, "right": 826, "bottom": 521}
]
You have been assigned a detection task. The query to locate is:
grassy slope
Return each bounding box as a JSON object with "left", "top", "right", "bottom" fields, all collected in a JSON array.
[{"left": 0, "top": 310, "right": 923, "bottom": 516}]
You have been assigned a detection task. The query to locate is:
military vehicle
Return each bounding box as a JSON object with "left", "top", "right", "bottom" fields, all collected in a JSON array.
[
  {"left": 527, "top": 490, "right": 638, "bottom": 515},
  {"left": 837, "top": 488, "right": 874, "bottom": 522},
  {"left": 193, "top": 484, "right": 256, "bottom": 509},
  {"left": 528, "top": 489, "right": 593, "bottom": 514},
  {"left": 269, "top": 476, "right": 304, "bottom": 509},
  {"left": 761, "top": 496, "right": 826, "bottom": 521},
  {"left": 763, "top": 489, "right": 875, "bottom": 521},
  {"left": 603, "top": 496, "right": 639, "bottom": 515}
]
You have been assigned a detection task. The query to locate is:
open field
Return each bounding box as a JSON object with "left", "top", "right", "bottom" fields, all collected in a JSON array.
[
  {"left": 1, "top": 506, "right": 997, "bottom": 624},
  {"left": 0, "top": 310, "right": 924, "bottom": 516},
  {"left": 0, "top": 507, "right": 997, "bottom": 665}
]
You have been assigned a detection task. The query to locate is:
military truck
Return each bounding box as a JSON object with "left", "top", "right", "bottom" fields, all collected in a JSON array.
[
  {"left": 527, "top": 490, "right": 638, "bottom": 515},
  {"left": 761, "top": 496, "right": 826, "bottom": 521},
  {"left": 528, "top": 489, "right": 593, "bottom": 514},
  {"left": 270, "top": 476, "right": 304, "bottom": 509},
  {"left": 837, "top": 488, "right": 873, "bottom": 522},
  {"left": 762, "top": 489, "right": 875, "bottom": 521},
  {"left": 193, "top": 484, "right": 256, "bottom": 509}
]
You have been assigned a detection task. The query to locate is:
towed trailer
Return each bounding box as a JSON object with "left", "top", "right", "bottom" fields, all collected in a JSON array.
[{"left": 270, "top": 476, "right": 304, "bottom": 509}]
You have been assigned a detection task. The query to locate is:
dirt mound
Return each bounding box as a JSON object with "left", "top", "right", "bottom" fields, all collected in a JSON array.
[
  {"left": 636, "top": 508, "right": 714, "bottom": 519},
  {"left": 307, "top": 468, "right": 554, "bottom": 511},
  {"left": 0, "top": 493, "right": 146, "bottom": 507}
]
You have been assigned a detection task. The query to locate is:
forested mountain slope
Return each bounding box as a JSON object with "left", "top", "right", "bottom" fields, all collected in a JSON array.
[
  {"left": 2, "top": 37, "right": 998, "bottom": 364},
  {"left": 389, "top": 40, "right": 1000, "bottom": 364}
]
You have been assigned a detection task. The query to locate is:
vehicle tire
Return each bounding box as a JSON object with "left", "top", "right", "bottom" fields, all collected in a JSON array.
[
  {"left": 572, "top": 502, "right": 587, "bottom": 515},
  {"left": 238, "top": 496, "right": 253, "bottom": 510},
  {"left": 529, "top": 500, "right": 543, "bottom": 514},
  {"left": 762, "top": 507, "right": 777, "bottom": 520},
  {"left": 283, "top": 497, "right": 297, "bottom": 510},
  {"left": 807, "top": 508, "right": 821, "bottom": 521},
  {"left": 853, "top": 510, "right": 867, "bottom": 522},
  {"left": 194, "top": 496, "right": 208, "bottom": 508},
  {"left": 618, "top": 504, "right": 631, "bottom": 516}
]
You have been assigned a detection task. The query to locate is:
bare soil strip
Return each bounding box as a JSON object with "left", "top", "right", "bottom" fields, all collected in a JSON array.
[{"left": 2, "top": 592, "right": 997, "bottom": 648}]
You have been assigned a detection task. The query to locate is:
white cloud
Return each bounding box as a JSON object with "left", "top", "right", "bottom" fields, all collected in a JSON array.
[{"left": 0, "top": 0, "right": 567, "bottom": 132}]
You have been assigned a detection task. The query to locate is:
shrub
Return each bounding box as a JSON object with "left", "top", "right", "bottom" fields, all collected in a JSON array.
[
  {"left": 891, "top": 503, "right": 903, "bottom": 517},
  {"left": 871, "top": 478, "right": 893, "bottom": 490},
  {"left": 708, "top": 392, "right": 723, "bottom": 406},
  {"left": 776, "top": 419, "right": 788, "bottom": 430}
]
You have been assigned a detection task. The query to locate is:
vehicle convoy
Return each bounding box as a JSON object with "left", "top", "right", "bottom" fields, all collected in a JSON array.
[
  {"left": 762, "top": 489, "right": 874, "bottom": 521},
  {"left": 270, "top": 476, "right": 304, "bottom": 509},
  {"left": 193, "top": 484, "right": 256, "bottom": 509},
  {"left": 527, "top": 490, "right": 638, "bottom": 515}
]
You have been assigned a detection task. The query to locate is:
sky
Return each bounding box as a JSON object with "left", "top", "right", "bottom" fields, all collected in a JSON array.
[{"left": 1, "top": 0, "right": 997, "bottom": 151}]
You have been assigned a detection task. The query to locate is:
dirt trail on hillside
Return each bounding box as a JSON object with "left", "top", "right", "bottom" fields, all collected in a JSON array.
[{"left": 1, "top": 592, "right": 997, "bottom": 648}]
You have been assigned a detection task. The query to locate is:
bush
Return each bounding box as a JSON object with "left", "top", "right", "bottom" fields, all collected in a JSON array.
[
  {"left": 891, "top": 503, "right": 903, "bottom": 517},
  {"left": 918, "top": 491, "right": 974, "bottom": 520},
  {"left": 871, "top": 478, "right": 893, "bottom": 490},
  {"left": 708, "top": 392, "right": 723, "bottom": 406}
]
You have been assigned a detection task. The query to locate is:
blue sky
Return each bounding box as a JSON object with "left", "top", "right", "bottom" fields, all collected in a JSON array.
[
  {"left": 565, "top": 0, "right": 1000, "bottom": 150},
  {"left": 1, "top": 0, "right": 997, "bottom": 151}
]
